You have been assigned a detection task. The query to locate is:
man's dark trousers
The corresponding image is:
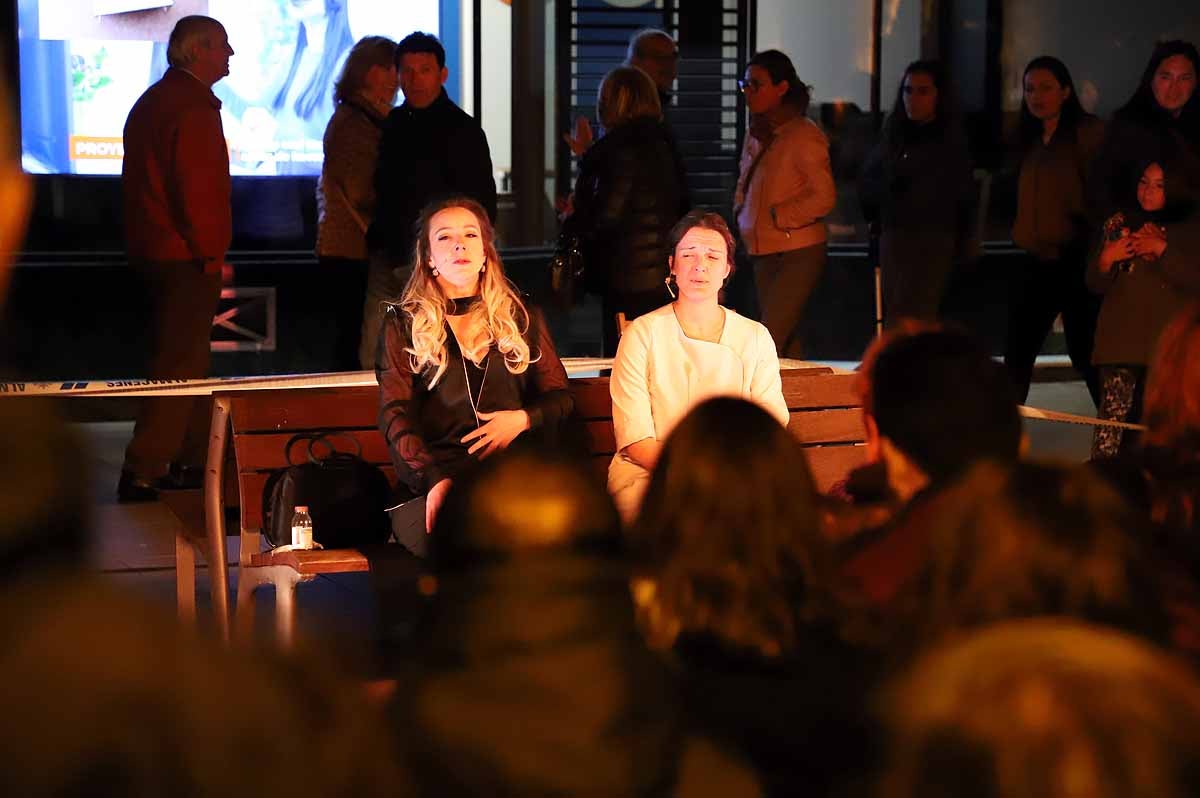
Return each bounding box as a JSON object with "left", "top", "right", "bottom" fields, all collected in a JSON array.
[{"left": 123, "top": 259, "right": 223, "bottom": 481}]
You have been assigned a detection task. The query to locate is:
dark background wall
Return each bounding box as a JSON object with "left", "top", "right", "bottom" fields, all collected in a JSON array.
[{"left": 2, "top": 0, "right": 1192, "bottom": 383}]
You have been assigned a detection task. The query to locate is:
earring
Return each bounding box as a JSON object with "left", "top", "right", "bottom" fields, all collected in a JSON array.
[
  {"left": 481, "top": 262, "right": 486, "bottom": 274},
  {"left": 430, "top": 263, "right": 439, "bottom": 277},
  {"left": 664, "top": 273, "right": 677, "bottom": 299}
]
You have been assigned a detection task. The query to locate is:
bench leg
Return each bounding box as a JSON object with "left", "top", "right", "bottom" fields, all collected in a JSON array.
[
  {"left": 175, "top": 532, "right": 197, "bottom": 627},
  {"left": 205, "top": 398, "right": 232, "bottom": 643},
  {"left": 272, "top": 569, "right": 304, "bottom": 650},
  {"left": 235, "top": 568, "right": 268, "bottom": 643},
  {"left": 235, "top": 565, "right": 308, "bottom": 650}
]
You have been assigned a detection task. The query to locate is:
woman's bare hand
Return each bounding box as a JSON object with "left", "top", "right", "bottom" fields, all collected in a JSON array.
[
  {"left": 1131, "top": 224, "right": 1167, "bottom": 260},
  {"left": 462, "top": 409, "right": 531, "bottom": 458},
  {"left": 563, "top": 116, "right": 594, "bottom": 157},
  {"left": 1098, "top": 234, "right": 1135, "bottom": 273}
]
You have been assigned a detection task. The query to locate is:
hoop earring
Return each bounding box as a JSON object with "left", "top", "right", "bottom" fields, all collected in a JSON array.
[{"left": 664, "top": 273, "right": 677, "bottom": 299}]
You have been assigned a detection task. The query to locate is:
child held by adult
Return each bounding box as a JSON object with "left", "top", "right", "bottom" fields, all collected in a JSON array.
[{"left": 1089, "top": 161, "right": 1200, "bottom": 458}]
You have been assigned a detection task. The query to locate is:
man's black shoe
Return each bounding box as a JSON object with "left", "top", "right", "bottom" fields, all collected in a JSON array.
[
  {"left": 163, "top": 463, "right": 204, "bottom": 491},
  {"left": 117, "top": 471, "right": 159, "bottom": 503}
]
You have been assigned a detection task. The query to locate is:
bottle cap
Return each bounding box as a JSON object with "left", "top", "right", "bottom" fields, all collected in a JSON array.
[{"left": 294, "top": 505, "right": 308, "bottom": 513}]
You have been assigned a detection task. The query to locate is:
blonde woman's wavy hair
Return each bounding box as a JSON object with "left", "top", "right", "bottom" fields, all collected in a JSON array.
[{"left": 397, "top": 197, "right": 534, "bottom": 386}]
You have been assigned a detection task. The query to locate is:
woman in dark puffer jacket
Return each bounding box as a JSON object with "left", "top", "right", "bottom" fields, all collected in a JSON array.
[{"left": 562, "top": 65, "right": 690, "bottom": 355}]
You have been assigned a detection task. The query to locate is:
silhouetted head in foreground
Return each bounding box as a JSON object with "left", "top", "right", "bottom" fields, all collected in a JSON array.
[
  {"left": 430, "top": 442, "right": 621, "bottom": 569},
  {"left": 631, "top": 397, "right": 835, "bottom": 657},
  {"left": 409, "top": 444, "right": 678, "bottom": 796},
  {"left": 880, "top": 619, "right": 1200, "bottom": 798},
  {"left": 897, "top": 460, "right": 1169, "bottom": 648},
  {"left": 858, "top": 326, "right": 1022, "bottom": 503}
]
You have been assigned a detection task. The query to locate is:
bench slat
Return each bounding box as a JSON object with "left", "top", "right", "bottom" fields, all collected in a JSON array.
[
  {"left": 782, "top": 372, "right": 860, "bottom": 409},
  {"left": 571, "top": 377, "right": 612, "bottom": 420},
  {"left": 247, "top": 548, "right": 371, "bottom": 574},
  {"left": 573, "top": 371, "right": 859, "bottom": 419},
  {"left": 230, "top": 386, "right": 379, "bottom": 432},
  {"left": 584, "top": 420, "right": 616, "bottom": 456},
  {"left": 805, "top": 445, "right": 868, "bottom": 492},
  {"left": 233, "top": 430, "right": 391, "bottom": 473},
  {"left": 787, "top": 408, "right": 866, "bottom": 445}
]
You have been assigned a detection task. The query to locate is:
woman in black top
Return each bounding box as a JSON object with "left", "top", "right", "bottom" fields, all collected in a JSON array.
[
  {"left": 376, "top": 197, "right": 573, "bottom": 556},
  {"left": 561, "top": 65, "right": 689, "bottom": 355},
  {"left": 860, "top": 60, "right": 974, "bottom": 328},
  {"left": 1004, "top": 56, "right": 1105, "bottom": 405}
]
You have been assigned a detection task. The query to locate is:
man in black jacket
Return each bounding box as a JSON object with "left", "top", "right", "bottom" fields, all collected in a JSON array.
[{"left": 360, "top": 31, "right": 497, "bottom": 368}]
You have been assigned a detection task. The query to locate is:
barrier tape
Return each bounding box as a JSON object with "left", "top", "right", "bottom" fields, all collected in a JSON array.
[
  {"left": 0, "top": 360, "right": 611, "bottom": 397},
  {"left": 0, "top": 358, "right": 841, "bottom": 399},
  {"left": 0, "top": 362, "right": 1147, "bottom": 431},
  {"left": 1018, "top": 404, "right": 1146, "bottom": 431}
]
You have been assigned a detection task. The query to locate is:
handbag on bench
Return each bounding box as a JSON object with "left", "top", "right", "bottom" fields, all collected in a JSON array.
[{"left": 262, "top": 432, "right": 392, "bottom": 550}]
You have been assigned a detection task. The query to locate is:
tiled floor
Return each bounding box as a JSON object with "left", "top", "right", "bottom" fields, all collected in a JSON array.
[{"left": 81, "top": 379, "right": 1097, "bottom": 658}]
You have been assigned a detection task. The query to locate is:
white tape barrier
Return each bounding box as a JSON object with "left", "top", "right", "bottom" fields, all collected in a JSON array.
[
  {"left": 0, "top": 361, "right": 608, "bottom": 398},
  {"left": 0, "top": 358, "right": 841, "bottom": 399},
  {"left": 1018, "top": 404, "right": 1146, "bottom": 431},
  {"left": 0, "top": 372, "right": 378, "bottom": 397},
  {"left": 0, "top": 363, "right": 1147, "bottom": 431}
]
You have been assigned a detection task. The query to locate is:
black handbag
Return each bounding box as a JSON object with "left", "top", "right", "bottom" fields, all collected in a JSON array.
[
  {"left": 261, "top": 432, "right": 393, "bottom": 549},
  {"left": 548, "top": 232, "right": 586, "bottom": 309}
]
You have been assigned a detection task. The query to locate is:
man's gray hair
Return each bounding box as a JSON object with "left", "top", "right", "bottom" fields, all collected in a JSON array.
[
  {"left": 166, "top": 15, "right": 222, "bottom": 69},
  {"left": 625, "top": 28, "right": 674, "bottom": 64}
]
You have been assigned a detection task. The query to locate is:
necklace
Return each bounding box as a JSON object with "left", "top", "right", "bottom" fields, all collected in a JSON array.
[
  {"left": 447, "top": 307, "right": 490, "bottom": 425},
  {"left": 460, "top": 344, "right": 490, "bottom": 427}
]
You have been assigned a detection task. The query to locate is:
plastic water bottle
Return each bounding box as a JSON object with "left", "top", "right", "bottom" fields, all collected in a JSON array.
[{"left": 291, "top": 506, "right": 313, "bottom": 550}]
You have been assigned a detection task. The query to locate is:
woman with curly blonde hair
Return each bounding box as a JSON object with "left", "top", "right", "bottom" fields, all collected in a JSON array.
[{"left": 377, "top": 197, "right": 573, "bottom": 556}]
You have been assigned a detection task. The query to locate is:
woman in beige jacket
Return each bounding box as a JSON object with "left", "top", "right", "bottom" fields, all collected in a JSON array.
[{"left": 734, "top": 49, "right": 836, "bottom": 357}]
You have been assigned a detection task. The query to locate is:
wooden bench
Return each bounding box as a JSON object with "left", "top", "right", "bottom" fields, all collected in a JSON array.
[
  {"left": 570, "top": 370, "right": 868, "bottom": 488},
  {"left": 178, "top": 368, "right": 866, "bottom": 645}
]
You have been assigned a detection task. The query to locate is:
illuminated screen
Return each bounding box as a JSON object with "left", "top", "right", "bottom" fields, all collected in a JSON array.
[{"left": 17, "top": 0, "right": 446, "bottom": 175}]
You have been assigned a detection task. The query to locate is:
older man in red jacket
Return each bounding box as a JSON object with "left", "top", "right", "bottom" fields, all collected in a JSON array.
[{"left": 118, "top": 16, "right": 234, "bottom": 502}]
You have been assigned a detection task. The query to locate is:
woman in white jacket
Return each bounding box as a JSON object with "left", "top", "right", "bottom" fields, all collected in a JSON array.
[{"left": 608, "top": 210, "right": 790, "bottom": 523}]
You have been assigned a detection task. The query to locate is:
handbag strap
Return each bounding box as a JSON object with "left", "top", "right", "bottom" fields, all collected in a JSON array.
[
  {"left": 734, "top": 135, "right": 775, "bottom": 219},
  {"left": 282, "top": 433, "right": 318, "bottom": 467},
  {"left": 305, "top": 431, "right": 364, "bottom": 464}
]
